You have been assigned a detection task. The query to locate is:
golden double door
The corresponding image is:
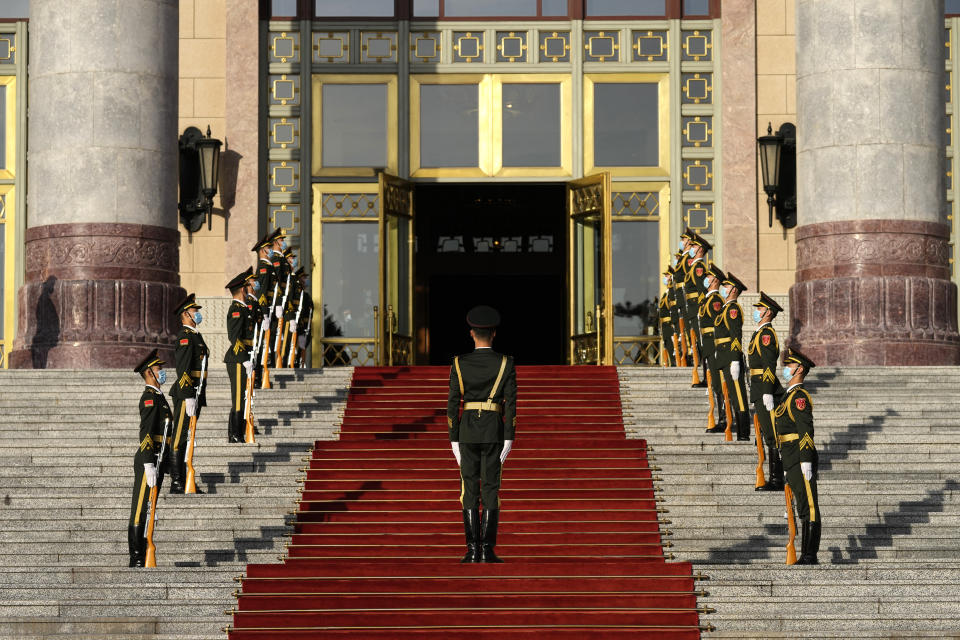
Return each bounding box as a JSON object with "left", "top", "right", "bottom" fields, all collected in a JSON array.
[{"left": 377, "top": 173, "right": 415, "bottom": 366}]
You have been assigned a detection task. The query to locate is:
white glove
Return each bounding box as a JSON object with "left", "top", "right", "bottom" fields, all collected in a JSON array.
[
  {"left": 451, "top": 442, "right": 461, "bottom": 466},
  {"left": 185, "top": 397, "right": 197, "bottom": 417},
  {"left": 500, "top": 440, "right": 513, "bottom": 465},
  {"left": 144, "top": 463, "right": 157, "bottom": 488},
  {"left": 801, "top": 461, "right": 813, "bottom": 481},
  {"left": 263, "top": 312, "right": 271, "bottom": 325},
  {"left": 297, "top": 334, "right": 307, "bottom": 349},
  {"left": 762, "top": 394, "right": 774, "bottom": 412},
  {"left": 730, "top": 361, "right": 740, "bottom": 380},
  {"left": 274, "top": 306, "right": 283, "bottom": 319},
  {"left": 244, "top": 360, "right": 253, "bottom": 377}
]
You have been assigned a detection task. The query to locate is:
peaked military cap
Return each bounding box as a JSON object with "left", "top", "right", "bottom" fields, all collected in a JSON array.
[
  {"left": 707, "top": 264, "right": 725, "bottom": 281},
  {"left": 268, "top": 228, "right": 286, "bottom": 243},
  {"left": 467, "top": 305, "right": 500, "bottom": 329},
  {"left": 784, "top": 346, "right": 816, "bottom": 371},
  {"left": 754, "top": 291, "right": 784, "bottom": 315},
  {"left": 723, "top": 272, "right": 747, "bottom": 293},
  {"left": 252, "top": 231, "right": 274, "bottom": 252},
  {"left": 283, "top": 247, "right": 295, "bottom": 258},
  {"left": 680, "top": 228, "right": 695, "bottom": 240},
  {"left": 689, "top": 233, "right": 713, "bottom": 251},
  {"left": 226, "top": 268, "right": 252, "bottom": 291},
  {"left": 173, "top": 293, "right": 202, "bottom": 316},
  {"left": 134, "top": 349, "right": 165, "bottom": 374},
  {"left": 294, "top": 267, "right": 306, "bottom": 278},
  {"left": 244, "top": 267, "right": 258, "bottom": 282}
]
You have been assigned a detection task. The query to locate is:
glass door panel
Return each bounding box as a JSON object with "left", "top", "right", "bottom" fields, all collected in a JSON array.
[
  {"left": 379, "top": 173, "right": 415, "bottom": 365},
  {"left": 567, "top": 172, "right": 612, "bottom": 365}
]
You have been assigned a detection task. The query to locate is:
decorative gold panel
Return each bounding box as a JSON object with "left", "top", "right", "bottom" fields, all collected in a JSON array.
[
  {"left": 571, "top": 333, "right": 599, "bottom": 365},
  {"left": 614, "top": 337, "right": 662, "bottom": 366},
  {"left": 571, "top": 183, "right": 605, "bottom": 218},
  {"left": 681, "top": 30, "right": 712, "bottom": 62},
  {"left": 682, "top": 159, "right": 713, "bottom": 191},
  {"left": 683, "top": 202, "right": 714, "bottom": 235},
  {"left": 390, "top": 334, "right": 413, "bottom": 367},
  {"left": 320, "top": 192, "right": 380, "bottom": 219},
  {"left": 269, "top": 75, "right": 300, "bottom": 106},
  {"left": 269, "top": 160, "right": 300, "bottom": 193},
  {"left": 632, "top": 30, "right": 668, "bottom": 62},
  {"left": 360, "top": 31, "right": 398, "bottom": 64},
  {"left": 0, "top": 76, "right": 15, "bottom": 179},
  {"left": 321, "top": 339, "right": 376, "bottom": 366},
  {"left": 410, "top": 31, "right": 441, "bottom": 63},
  {"left": 612, "top": 191, "right": 660, "bottom": 217},
  {"left": 313, "top": 32, "right": 350, "bottom": 64},
  {"left": 453, "top": 32, "right": 485, "bottom": 63},
  {"left": 584, "top": 31, "right": 620, "bottom": 63},
  {"left": 682, "top": 115, "right": 713, "bottom": 148},
  {"left": 0, "top": 35, "right": 15, "bottom": 64},
  {"left": 496, "top": 31, "right": 528, "bottom": 63},
  {"left": 270, "top": 31, "right": 300, "bottom": 64},
  {"left": 269, "top": 204, "right": 301, "bottom": 236},
  {"left": 539, "top": 31, "right": 571, "bottom": 63},
  {"left": 269, "top": 117, "right": 300, "bottom": 150},
  {"left": 681, "top": 73, "right": 712, "bottom": 104}
]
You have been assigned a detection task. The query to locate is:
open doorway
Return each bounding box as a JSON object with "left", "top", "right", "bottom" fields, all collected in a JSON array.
[{"left": 414, "top": 183, "right": 567, "bottom": 365}]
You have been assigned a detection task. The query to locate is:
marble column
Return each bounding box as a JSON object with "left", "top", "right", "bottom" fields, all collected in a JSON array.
[
  {"left": 791, "top": 0, "right": 960, "bottom": 365},
  {"left": 10, "top": 0, "right": 184, "bottom": 368}
]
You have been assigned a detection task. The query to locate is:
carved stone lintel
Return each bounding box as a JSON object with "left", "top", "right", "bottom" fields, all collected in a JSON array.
[
  {"left": 10, "top": 223, "right": 185, "bottom": 369},
  {"left": 789, "top": 220, "right": 960, "bottom": 366}
]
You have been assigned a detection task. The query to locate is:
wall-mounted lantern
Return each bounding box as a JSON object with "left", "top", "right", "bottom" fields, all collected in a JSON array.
[
  {"left": 757, "top": 122, "right": 797, "bottom": 229},
  {"left": 178, "top": 125, "right": 222, "bottom": 232}
]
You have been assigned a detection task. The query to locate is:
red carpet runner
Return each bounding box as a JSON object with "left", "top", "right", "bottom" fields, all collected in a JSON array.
[{"left": 228, "top": 366, "right": 705, "bottom": 638}]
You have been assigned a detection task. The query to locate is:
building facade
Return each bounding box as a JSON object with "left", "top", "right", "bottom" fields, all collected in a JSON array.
[{"left": 1, "top": 0, "right": 957, "bottom": 368}]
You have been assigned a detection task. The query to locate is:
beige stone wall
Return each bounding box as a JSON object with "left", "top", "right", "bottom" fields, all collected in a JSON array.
[
  {"left": 756, "top": 0, "right": 797, "bottom": 294},
  {"left": 179, "top": 0, "right": 227, "bottom": 297}
]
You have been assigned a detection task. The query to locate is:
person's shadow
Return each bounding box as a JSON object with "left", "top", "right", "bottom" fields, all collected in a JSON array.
[{"left": 30, "top": 276, "right": 59, "bottom": 368}]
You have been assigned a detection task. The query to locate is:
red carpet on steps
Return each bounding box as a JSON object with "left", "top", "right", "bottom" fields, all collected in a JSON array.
[{"left": 228, "top": 366, "right": 705, "bottom": 639}]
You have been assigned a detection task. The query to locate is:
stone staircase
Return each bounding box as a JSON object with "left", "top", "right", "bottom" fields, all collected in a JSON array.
[
  {"left": 0, "top": 366, "right": 353, "bottom": 639},
  {"left": 619, "top": 366, "right": 960, "bottom": 638}
]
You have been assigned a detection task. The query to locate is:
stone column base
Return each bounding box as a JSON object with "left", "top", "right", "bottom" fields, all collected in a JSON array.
[
  {"left": 10, "top": 223, "right": 185, "bottom": 369},
  {"left": 789, "top": 220, "right": 960, "bottom": 366}
]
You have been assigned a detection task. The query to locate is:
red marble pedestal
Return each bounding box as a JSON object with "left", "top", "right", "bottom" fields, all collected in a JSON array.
[
  {"left": 9, "top": 223, "right": 185, "bottom": 369},
  {"left": 789, "top": 219, "right": 960, "bottom": 366}
]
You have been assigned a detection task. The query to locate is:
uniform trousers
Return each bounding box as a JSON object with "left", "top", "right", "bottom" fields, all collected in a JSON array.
[
  {"left": 720, "top": 358, "right": 749, "bottom": 413},
  {"left": 784, "top": 448, "right": 820, "bottom": 522},
  {"left": 754, "top": 399, "right": 777, "bottom": 448},
  {"left": 128, "top": 451, "right": 169, "bottom": 526},
  {"left": 227, "top": 362, "right": 248, "bottom": 437},
  {"left": 459, "top": 442, "right": 503, "bottom": 510}
]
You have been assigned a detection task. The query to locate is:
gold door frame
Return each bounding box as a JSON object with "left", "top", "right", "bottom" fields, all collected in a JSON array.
[
  {"left": 378, "top": 172, "right": 415, "bottom": 366},
  {"left": 566, "top": 172, "right": 613, "bottom": 365}
]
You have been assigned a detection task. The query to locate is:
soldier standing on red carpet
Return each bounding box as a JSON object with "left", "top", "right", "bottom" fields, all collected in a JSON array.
[{"left": 447, "top": 306, "right": 517, "bottom": 564}]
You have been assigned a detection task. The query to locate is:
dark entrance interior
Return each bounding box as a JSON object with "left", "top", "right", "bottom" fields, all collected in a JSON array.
[{"left": 415, "top": 184, "right": 567, "bottom": 365}]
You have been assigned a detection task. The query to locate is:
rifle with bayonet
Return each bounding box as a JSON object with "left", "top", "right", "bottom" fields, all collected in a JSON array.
[
  {"left": 260, "top": 281, "right": 279, "bottom": 389},
  {"left": 243, "top": 314, "right": 261, "bottom": 444},
  {"left": 298, "top": 307, "right": 313, "bottom": 368},
  {"left": 286, "top": 289, "right": 305, "bottom": 368},
  {"left": 274, "top": 272, "right": 292, "bottom": 366},
  {"left": 144, "top": 416, "right": 170, "bottom": 568},
  {"left": 184, "top": 353, "right": 207, "bottom": 494}
]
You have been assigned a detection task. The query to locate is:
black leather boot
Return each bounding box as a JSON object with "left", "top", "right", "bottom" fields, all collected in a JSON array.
[
  {"left": 797, "top": 520, "right": 821, "bottom": 565},
  {"left": 168, "top": 449, "right": 185, "bottom": 494},
  {"left": 460, "top": 508, "right": 480, "bottom": 563},
  {"left": 479, "top": 509, "right": 504, "bottom": 563},
  {"left": 758, "top": 445, "right": 785, "bottom": 491},
  {"left": 130, "top": 524, "right": 146, "bottom": 567},
  {"left": 706, "top": 391, "right": 726, "bottom": 433},
  {"left": 228, "top": 412, "right": 243, "bottom": 443},
  {"left": 736, "top": 411, "right": 751, "bottom": 441}
]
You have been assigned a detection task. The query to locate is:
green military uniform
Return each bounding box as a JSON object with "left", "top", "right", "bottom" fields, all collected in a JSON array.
[
  {"left": 128, "top": 350, "right": 173, "bottom": 567},
  {"left": 658, "top": 277, "right": 675, "bottom": 366},
  {"left": 280, "top": 258, "right": 303, "bottom": 367},
  {"left": 252, "top": 229, "right": 283, "bottom": 370},
  {"left": 447, "top": 305, "right": 517, "bottom": 564},
  {"left": 682, "top": 233, "right": 712, "bottom": 387},
  {"left": 672, "top": 253, "right": 689, "bottom": 365},
  {"left": 749, "top": 292, "right": 785, "bottom": 490},
  {"left": 774, "top": 347, "right": 821, "bottom": 564},
  {"left": 713, "top": 273, "right": 750, "bottom": 440},
  {"left": 699, "top": 265, "right": 727, "bottom": 433},
  {"left": 225, "top": 269, "right": 255, "bottom": 443},
  {"left": 170, "top": 294, "right": 208, "bottom": 494}
]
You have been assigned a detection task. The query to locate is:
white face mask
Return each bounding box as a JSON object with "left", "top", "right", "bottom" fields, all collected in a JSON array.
[
  {"left": 192, "top": 311, "right": 203, "bottom": 325},
  {"left": 155, "top": 369, "right": 167, "bottom": 385},
  {"left": 719, "top": 285, "right": 730, "bottom": 299}
]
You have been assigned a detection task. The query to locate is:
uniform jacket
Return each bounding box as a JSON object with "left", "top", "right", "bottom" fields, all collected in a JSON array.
[
  {"left": 747, "top": 323, "right": 782, "bottom": 401},
  {"left": 173, "top": 325, "right": 208, "bottom": 405},
  {"left": 447, "top": 349, "right": 517, "bottom": 444},
  {"left": 224, "top": 298, "right": 253, "bottom": 364},
  {"left": 698, "top": 289, "right": 724, "bottom": 361},
  {"left": 682, "top": 258, "right": 706, "bottom": 323},
  {"left": 774, "top": 383, "right": 815, "bottom": 464},
  {"left": 136, "top": 385, "right": 172, "bottom": 466},
  {"left": 256, "top": 258, "right": 278, "bottom": 308},
  {"left": 713, "top": 300, "right": 744, "bottom": 368}
]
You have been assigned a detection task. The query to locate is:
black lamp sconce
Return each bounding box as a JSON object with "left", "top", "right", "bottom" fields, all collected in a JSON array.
[
  {"left": 757, "top": 122, "right": 797, "bottom": 229},
  {"left": 178, "top": 125, "right": 222, "bottom": 232}
]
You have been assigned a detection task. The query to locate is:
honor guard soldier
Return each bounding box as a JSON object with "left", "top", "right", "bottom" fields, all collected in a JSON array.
[
  {"left": 749, "top": 292, "right": 785, "bottom": 491},
  {"left": 683, "top": 233, "right": 712, "bottom": 387},
  {"left": 129, "top": 350, "right": 173, "bottom": 567},
  {"left": 447, "top": 306, "right": 517, "bottom": 564},
  {"left": 225, "top": 269, "right": 254, "bottom": 443},
  {"left": 279, "top": 252, "right": 302, "bottom": 366},
  {"left": 271, "top": 234, "right": 293, "bottom": 366},
  {"left": 714, "top": 273, "right": 750, "bottom": 441},
  {"left": 659, "top": 268, "right": 676, "bottom": 366},
  {"left": 700, "top": 264, "right": 727, "bottom": 433},
  {"left": 294, "top": 269, "right": 314, "bottom": 367},
  {"left": 170, "top": 294, "right": 208, "bottom": 494},
  {"left": 671, "top": 248, "right": 689, "bottom": 365},
  {"left": 775, "top": 347, "right": 821, "bottom": 564},
  {"left": 253, "top": 230, "right": 282, "bottom": 372}
]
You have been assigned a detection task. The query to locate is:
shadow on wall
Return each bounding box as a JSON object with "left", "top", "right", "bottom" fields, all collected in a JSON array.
[
  {"left": 216, "top": 146, "right": 242, "bottom": 240},
  {"left": 30, "top": 276, "right": 59, "bottom": 369}
]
